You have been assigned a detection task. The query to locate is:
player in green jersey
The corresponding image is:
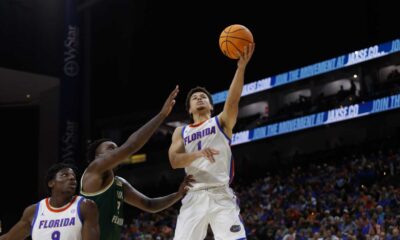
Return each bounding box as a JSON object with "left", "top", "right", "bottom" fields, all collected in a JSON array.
[{"left": 80, "top": 86, "right": 194, "bottom": 240}]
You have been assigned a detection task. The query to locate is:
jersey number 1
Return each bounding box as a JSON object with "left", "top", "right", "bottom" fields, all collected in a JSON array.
[{"left": 197, "top": 141, "right": 202, "bottom": 150}]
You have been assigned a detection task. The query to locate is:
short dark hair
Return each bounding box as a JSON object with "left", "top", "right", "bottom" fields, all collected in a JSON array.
[
  {"left": 86, "top": 138, "right": 112, "bottom": 163},
  {"left": 45, "top": 162, "right": 77, "bottom": 194},
  {"left": 185, "top": 86, "right": 213, "bottom": 123}
]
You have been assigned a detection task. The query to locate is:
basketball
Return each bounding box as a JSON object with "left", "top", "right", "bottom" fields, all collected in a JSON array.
[{"left": 219, "top": 24, "right": 254, "bottom": 59}]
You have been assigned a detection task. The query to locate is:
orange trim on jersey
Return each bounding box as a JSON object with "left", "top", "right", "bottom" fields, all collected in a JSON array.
[
  {"left": 189, "top": 119, "right": 208, "bottom": 128},
  {"left": 45, "top": 195, "right": 77, "bottom": 213}
]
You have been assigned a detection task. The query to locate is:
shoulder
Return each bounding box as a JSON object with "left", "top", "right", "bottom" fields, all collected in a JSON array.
[
  {"left": 79, "top": 198, "right": 98, "bottom": 213},
  {"left": 115, "top": 176, "right": 137, "bottom": 194},
  {"left": 84, "top": 156, "right": 103, "bottom": 173},
  {"left": 115, "top": 176, "right": 129, "bottom": 187},
  {"left": 172, "top": 126, "right": 185, "bottom": 138},
  {"left": 174, "top": 126, "right": 184, "bottom": 133},
  {"left": 22, "top": 203, "right": 39, "bottom": 221},
  {"left": 78, "top": 197, "right": 99, "bottom": 221},
  {"left": 25, "top": 203, "right": 38, "bottom": 214},
  {"left": 215, "top": 114, "right": 223, "bottom": 125}
]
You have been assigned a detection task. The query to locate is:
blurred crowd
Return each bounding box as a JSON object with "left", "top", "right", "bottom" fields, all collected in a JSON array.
[{"left": 121, "top": 138, "right": 400, "bottom": 240}]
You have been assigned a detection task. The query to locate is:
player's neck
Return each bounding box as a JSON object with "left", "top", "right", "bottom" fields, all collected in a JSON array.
[
  {"left": 48, "top": 194, "right": 75, "bottom": 208},
  {"left": 192, "top": 114, "right": 210, "bottom": 124}
]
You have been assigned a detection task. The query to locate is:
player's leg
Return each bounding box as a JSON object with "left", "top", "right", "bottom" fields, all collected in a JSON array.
[
  {"left": 209, "top": 188, "right": 246, "bottom": 240},
  {"left": 173, "top": 191, "right": 210, "bottom": 240}
]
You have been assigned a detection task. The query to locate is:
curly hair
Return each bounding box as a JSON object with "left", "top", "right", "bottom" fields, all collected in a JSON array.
[
  {"left": 86, "top": 138, "right": 112, "bottom": 163},
  {"left": 185, "top": 86, "right": 214, "bottom": 123},
  {"left": 45, "top": 162, "right": 77, "bottom": 194}
]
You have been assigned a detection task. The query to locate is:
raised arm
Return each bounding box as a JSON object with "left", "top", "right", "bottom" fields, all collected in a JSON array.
[
  {"left": 168, "top": 127, "right": 219, "bottom": 169},
  {"left": 121, "top": 176, "right": 194, "bottom": 213},
  {"left": 90, "top": 86, "right": 179, "bottom": 173},
  {"left": 219, "top": 43, "right": 255, "bottom": 133},
  {"left": 0, "top": 204, "right": 35, "bottom": 240},
  {"left": 80, "top": 199, "right": 100, "bottom": 240}
]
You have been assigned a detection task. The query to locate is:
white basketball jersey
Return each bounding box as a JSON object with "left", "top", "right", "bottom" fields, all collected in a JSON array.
[
  {"left": 31, "top": 195, "right": 83, "bottom": 240},
  {"left": 182, "top": 116, "right": 234, "bottom": 190}
]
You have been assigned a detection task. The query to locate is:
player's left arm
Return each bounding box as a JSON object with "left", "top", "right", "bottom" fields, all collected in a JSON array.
[
  {"left": 121, "top": 175, "right": 194, "bottom": 213},
  {"left": 219, "top": 43, "right": 255, "bottom": 133},
  {"left": 80, "top": 198, "right": 100, "bottom": 240}
]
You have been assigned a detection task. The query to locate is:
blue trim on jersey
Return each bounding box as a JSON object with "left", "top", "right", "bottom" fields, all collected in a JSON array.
[
  {"left": 31, "top": 201, "right": 41, "bottom": 235},
  {"left": 77, "top": 196, "right": 84, "bottom": 223},
  {"left": 236, "top": 195, "right": 241, "bottom": 208},
  {"left": 214, "top": 116, "right": 231, "bottom": 144},
  {"left": 181, "top": 126, "right": 186, "bottom": 144},
  {"left": 236, "top": 238, "right": 247, "bottom": 240}
]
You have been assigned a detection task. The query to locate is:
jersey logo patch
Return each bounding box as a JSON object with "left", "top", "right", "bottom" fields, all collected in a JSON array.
[{"left": 230, "top": 225, "right": 241, "bottom": 232}]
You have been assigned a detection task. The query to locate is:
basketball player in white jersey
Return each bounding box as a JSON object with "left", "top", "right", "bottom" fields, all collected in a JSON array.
[
  {"left": 168, "top": 42, "right": 255, "bottom": 240},
  {"left": 0, "top": 162, "right": 99, "bottom": 240}
]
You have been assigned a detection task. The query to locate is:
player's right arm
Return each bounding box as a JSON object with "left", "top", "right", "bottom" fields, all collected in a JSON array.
[
  {"left": 219, "top": 43, "right": 255, "bottom": 133},
  {"left": 168, "top": 127, "right": 219, "bottom": 169},
  {"left": 88, "top": 86, "right": 179, "bottom": 173},
  {"left": 0, "top": 204, "right": 35, "bottom": 240}
]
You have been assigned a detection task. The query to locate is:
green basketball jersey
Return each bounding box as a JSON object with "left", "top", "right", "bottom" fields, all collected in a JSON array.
[{"left": 81, "top": 176, "right": 124, "bottom": 240}]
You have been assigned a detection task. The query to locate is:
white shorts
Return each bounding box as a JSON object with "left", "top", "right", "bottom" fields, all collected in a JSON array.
[{"left": 173, "top": 186, "right": 246, "bottom": 240}]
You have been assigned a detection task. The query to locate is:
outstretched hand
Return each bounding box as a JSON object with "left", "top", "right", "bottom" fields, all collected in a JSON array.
[
  {"left": 200, "top": 147, "right": 219, "bottom": 163},
  {"left": 178, "top": 174, "right": 195, "bottom": 197},
  {"left": 237, "top": 43, "right": 255, "bottom": 69},
  {"left": 160, "top": 85, "right": 179, "bottom": 117}
]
